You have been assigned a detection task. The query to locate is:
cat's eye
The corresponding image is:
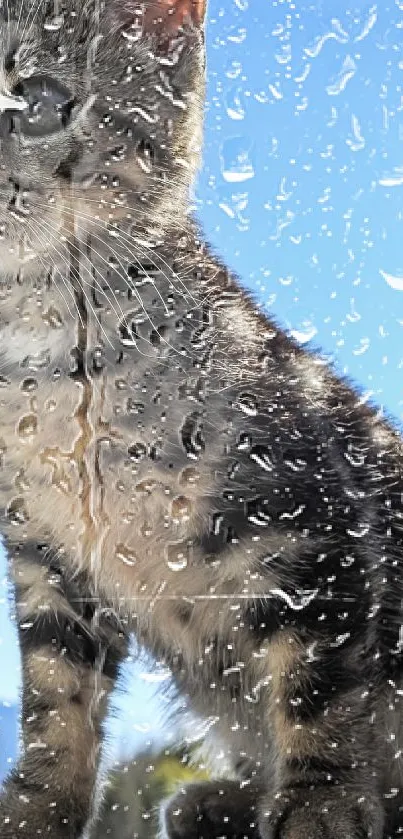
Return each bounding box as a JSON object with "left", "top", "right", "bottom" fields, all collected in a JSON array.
[
  {"left": 7, "top": 75, "right": 77, "bottom": 137},
  {"left": 136, "top": 139, "right": 155, "bottom": 173}
]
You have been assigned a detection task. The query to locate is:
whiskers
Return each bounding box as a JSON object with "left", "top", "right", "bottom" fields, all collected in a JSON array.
[
  {"left": 0, "top": 163, "right": 252, "bottom": 394},
  {"left": 6, "top": 193, "right": 238, "bottom": 390}
]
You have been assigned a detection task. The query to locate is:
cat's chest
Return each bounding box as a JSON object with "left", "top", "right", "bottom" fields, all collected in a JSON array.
[
  {"left": 0, "top": 266, "right": 289, "bottom": 651},
  {"left": 0, "top": 271, "right": 231, "bottom": 595}
]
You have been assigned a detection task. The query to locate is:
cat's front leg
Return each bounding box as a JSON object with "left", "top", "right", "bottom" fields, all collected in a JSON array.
[
  {"left": 0, "top": 542, "right": 128, "bottom": 839},
  {"left": 161, "top": 778, "right": 264, "bottom": 839},
  {"left": 258, "top": 631, "right": 384, "bottom": 839},
  {"left": 260, "top": 785, "right": 383, "bottom": 839}
]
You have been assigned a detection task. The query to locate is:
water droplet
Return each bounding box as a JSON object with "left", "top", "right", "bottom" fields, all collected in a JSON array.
[
  {"left": 149, "top": 443, "right": 162, "bottom": 461},
  {"left": 43, "top": 14, "right": 64, "bottom": 30},
  {"left": 135, "top": 479, "right": 158, "bottom": 495},
  {"left": 326, "top": 55, "right": 357, "bottom": 96},
  {"left": 109, "top": 145, "right": 126, "bottom": 163},
  {"left": 344, "top": 448, "right": 366, "bottom": 468},
  {"left": 118, "top": 309, "right": 145, "bottom": 346},
  {"left": 115, "top": 543, "right": 137, "bottom": 566},
  {"left": 15, "top": 469, "right": 30, "bottom": 491},
  {"left": 136, "top": 139, "right": 154, "bottom": 174},
  {"left": 92, "top": 348, "right": 105, "bottom": 374},
  {"left": 279, "top": 504, "right": 306, "bottom": 521},
  {"left": 234, "top": 393, "right": 258, "bottom": 416},
  {"left": 166, "top": 541, "right": 191, "bottom": 571},
  {"left": 140, "top": 522, "right": 153, "bottom": 538},
  {"left": 128, "top": 442, "right": 147, "bottom": 461},
  {"left": 271, "top": 587, "right": 319, "bottom": 611},
  {"left": 127, "top": 399, "right": 145, "bottom": 415},
  {"left": 171, "top": 495, "right": 192, "bottom": 522},
  {"left": 379, "top": 270, "right": 403, "bottom": 292},
  {"left": 42, "top": 306, "right": 63, "bottom": 329},
  {"left": 225, "top": 86, "right": 245, "bottom": 121},
  {"left": 346, "top": 523, "right": 370, "bottom": 539},
  {"left": 246, "top": 497, "right": 271, "bottom": 527},
  {"left": 179, "top": 466, "right": 201, "bottom": 486},
  {"left": 21, "top": 378, "right": 38, "bottom": 394},
  {"left": 21, "top": 351, "right": 50, "bottom": 371},
  {"left": 227, "top": 25, "right": 247, "bottom": 44},
  {"left": 283, "top": 455, "right": 307, "bottom": 473},
  {"left": 17, "top": 414, "right": 38, "bottom": 440},
  {"left": 220, "top": 136, "right": 255, "bottom": 183},
  {"left": 115, "top": 378, "right": 127, "bottom": 391},
  {"left": 210, "top": 512, "right": 224, "bottom": 536},
  {"left": 330, "top": 632, "right": 351, "bottom": 648},
  {"left": 6, "top": 497, "right": 29, "bottom": 525},
  {"left": 236, "top": 432, "right": 252, "bottom": 451},
  {"left": 289, "top": 325, "right": 318, "bottom": 344},
  {"left": 180, "top": 413, "right": 205, "bottom": 460},
  {"left": 250, "top": 445, "right": 274, "bottom": 472},
  {"left": 225, "top": 59, "right": 242, "bottom": 80},
  {"left": 346, "top": 114, "right": 365, "bottom": 152}
]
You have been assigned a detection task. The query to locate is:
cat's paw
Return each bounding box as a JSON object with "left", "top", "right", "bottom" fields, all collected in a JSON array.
[
  {"left": 259, "top": 786, "right": 384, "bottom": 839},
  {"left": 0, "top": 786, "right": 85, "bottom": 839},
  {"left": 161, "top": 779, "right": 263, "bottom": 839}
]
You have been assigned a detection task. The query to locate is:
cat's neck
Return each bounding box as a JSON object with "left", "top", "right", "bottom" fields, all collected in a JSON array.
[{"left": 0, "top": 221, "right": 293, "bottom": 389}]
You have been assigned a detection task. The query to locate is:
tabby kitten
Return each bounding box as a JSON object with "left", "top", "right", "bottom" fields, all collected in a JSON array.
[{"left": 0, "top": 1, "right": 402, "bottom": 838}]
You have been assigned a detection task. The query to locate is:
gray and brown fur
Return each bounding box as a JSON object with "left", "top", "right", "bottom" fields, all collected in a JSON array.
[{"left": 0, "top": 1, "right": 402, "bottom": 837}]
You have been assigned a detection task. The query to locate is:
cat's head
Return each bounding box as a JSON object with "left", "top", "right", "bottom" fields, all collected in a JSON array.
[{"left": 0, "top": 0, "right": 207, "bottom": 275}]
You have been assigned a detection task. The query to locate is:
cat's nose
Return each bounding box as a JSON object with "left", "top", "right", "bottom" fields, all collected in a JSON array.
[{"left": 0, "top": 93, "right": 27, "bottom": 139}]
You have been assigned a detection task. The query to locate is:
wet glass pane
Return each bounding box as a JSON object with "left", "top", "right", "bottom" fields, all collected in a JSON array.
[{"left": 0, "top": 1, "right": 401, "bottom": 837}]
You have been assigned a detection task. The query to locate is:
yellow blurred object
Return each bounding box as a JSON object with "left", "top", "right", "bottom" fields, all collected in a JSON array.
[
  {"left": 153, "top": 753, "right": 208, "bottom": 795},
  {"left": 91, "top": 744, "right": 209, "bottom": 839}
]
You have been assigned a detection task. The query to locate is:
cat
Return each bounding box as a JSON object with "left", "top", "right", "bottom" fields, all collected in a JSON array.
[{"left": 0, "top": 0, "right": 402, "bottom": 838}]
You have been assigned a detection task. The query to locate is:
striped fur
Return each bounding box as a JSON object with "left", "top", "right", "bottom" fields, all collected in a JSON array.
[{"left": 0, "top": 1, "right": 402, "bottom": 838}]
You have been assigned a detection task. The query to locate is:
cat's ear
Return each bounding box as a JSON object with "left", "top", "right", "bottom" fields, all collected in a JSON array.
[
  {"left": 113, "top": 0, "right": 207, "bottom": 47},
  {"left": 143, "top": 0, "right": 207, "bottom": 35}
]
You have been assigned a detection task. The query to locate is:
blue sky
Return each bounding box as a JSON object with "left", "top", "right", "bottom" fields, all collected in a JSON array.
[{"left": 1, "top": 0, "right": 403, "bottom": 765}]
